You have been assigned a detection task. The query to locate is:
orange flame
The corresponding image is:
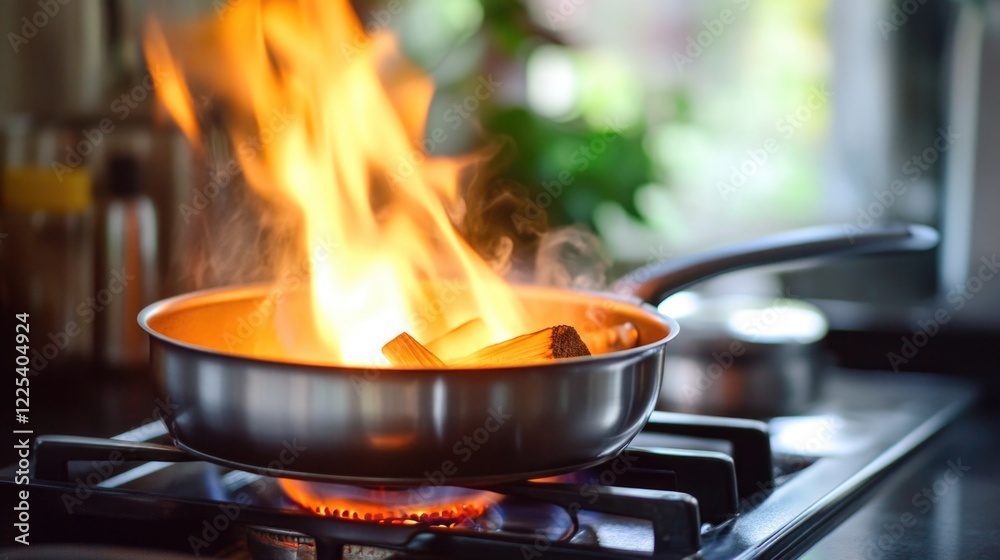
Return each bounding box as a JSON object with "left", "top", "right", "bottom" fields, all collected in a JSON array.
[
  {"left": 278, "top": 479, "right": 494, "bottom": 523},
  {"left": 145, "top": 0, "right": 527, "bottom": 365}
]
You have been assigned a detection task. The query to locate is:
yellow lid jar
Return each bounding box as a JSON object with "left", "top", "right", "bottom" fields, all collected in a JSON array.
[{"left": 1, "top": 165, "right": 95, "bottom": 373}]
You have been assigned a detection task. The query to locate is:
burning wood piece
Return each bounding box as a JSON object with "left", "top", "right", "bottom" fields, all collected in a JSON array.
[
  {"left": 382, "top": 333, "right": 445, "bottom": 367},
  {"left": 585, "top": 322, "right": 640, "bottom": 354},
  {"left": 425, "top": 318, "right": 491, "bottom": 362},
  {"left": 450, "top": 325, "right": 591, "bottom": 367}
]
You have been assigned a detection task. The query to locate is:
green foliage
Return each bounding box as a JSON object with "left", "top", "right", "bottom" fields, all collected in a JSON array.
[{"left": 484, "top": 107, "right": 654, "bottom": 226}]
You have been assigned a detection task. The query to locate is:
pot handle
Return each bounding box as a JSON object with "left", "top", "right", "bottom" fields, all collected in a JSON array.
[
  {"left": 32, "top": 435, "right": 194, "bottom": 482},
  {"left": 610, "top": 223, "right": 939, "bottom": 304}
]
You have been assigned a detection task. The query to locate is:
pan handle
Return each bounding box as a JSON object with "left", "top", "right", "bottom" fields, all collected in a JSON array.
[
  {"left": 32, "top": 435, "right": 194, "bottom": 482},
  {"left": 610, "top": 223, "right": 939, "bottom": 304}
]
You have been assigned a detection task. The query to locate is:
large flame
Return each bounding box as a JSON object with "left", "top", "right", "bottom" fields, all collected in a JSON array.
[{"left": 145, "top": 0, "right": 527, "bottom": 365}]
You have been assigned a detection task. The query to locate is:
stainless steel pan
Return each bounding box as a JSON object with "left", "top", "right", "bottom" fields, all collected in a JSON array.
[{"left": 137, "top": 224, "right": 937, "bottom": 485}]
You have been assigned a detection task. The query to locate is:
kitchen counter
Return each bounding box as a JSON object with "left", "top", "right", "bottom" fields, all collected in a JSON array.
[{"left": 800, "top": 405, "right": 1000, "bottom": 560}]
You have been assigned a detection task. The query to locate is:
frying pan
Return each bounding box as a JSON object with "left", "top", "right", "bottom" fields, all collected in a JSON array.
[{"left": 137, "top": 223, "right": 937, "bottom": 486}]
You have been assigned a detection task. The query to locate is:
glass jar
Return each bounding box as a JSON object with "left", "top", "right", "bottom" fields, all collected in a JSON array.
[{"left": 1, "top": 166, "right": 94, "bottom": 375}]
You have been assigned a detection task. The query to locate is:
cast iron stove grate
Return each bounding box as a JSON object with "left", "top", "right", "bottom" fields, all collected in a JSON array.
[
  {"left": 1, "top": 371, "right": 977, "bottom": 560},
  {"left": 13, "top": 413, "right": 773, "bottom": 559}
]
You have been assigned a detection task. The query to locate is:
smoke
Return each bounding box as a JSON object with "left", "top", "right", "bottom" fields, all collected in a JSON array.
[
  {"left": 534, "top": 227, "right": 608, "bottom": 290},
  {"left": 456, "top": 136, "right": 608, "bottom": 289},
  {"left": 459, "top": 180, "right": 610, "bottom": 290},
  {"left": 171, "top": 131, "right": 307, "bottom": 293}
]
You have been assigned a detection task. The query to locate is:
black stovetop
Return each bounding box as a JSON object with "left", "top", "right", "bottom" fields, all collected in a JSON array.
[{"left": 0, "top": 370, "right": 977, "bottom": 559}]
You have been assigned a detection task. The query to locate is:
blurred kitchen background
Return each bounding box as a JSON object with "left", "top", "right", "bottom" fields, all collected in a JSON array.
[{"left": 1, "top": 0, "right": 998, "bottom": 432}]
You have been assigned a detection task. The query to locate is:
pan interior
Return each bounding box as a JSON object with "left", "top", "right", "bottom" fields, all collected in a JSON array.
[{"left": 141, "top": 284, "right": 674, "bottom": 366}]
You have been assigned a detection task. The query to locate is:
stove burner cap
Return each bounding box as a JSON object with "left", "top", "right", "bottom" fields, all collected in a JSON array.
[
  {"left": 278, "top": 479, "right": 497, "bottom": 525},
  {"left": 245, "top": 526, "right": 315, "bottom": 560},
  {"left": 246, "top": 526, "right": 396, "bottom": 560}
]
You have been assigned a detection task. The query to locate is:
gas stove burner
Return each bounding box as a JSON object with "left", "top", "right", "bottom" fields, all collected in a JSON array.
[
  {"left": 245, "top": 526, "right": 317, "bottom": 560},
  {"left": 246, "top": 526, "right": 399, "bottom": 560},
  {"left": 278, "top": 478, "right": 498, "bottom": 526}
]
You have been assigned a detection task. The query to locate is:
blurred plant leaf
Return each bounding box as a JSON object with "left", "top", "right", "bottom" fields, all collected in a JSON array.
[{"left": 485, "top": 108, "right": 653, "bottom": 226}]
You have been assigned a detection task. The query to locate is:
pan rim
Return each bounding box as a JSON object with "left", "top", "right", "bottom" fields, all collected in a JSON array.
[{"left": 138, "top": 282, "right": 679, "bottom": 373}]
